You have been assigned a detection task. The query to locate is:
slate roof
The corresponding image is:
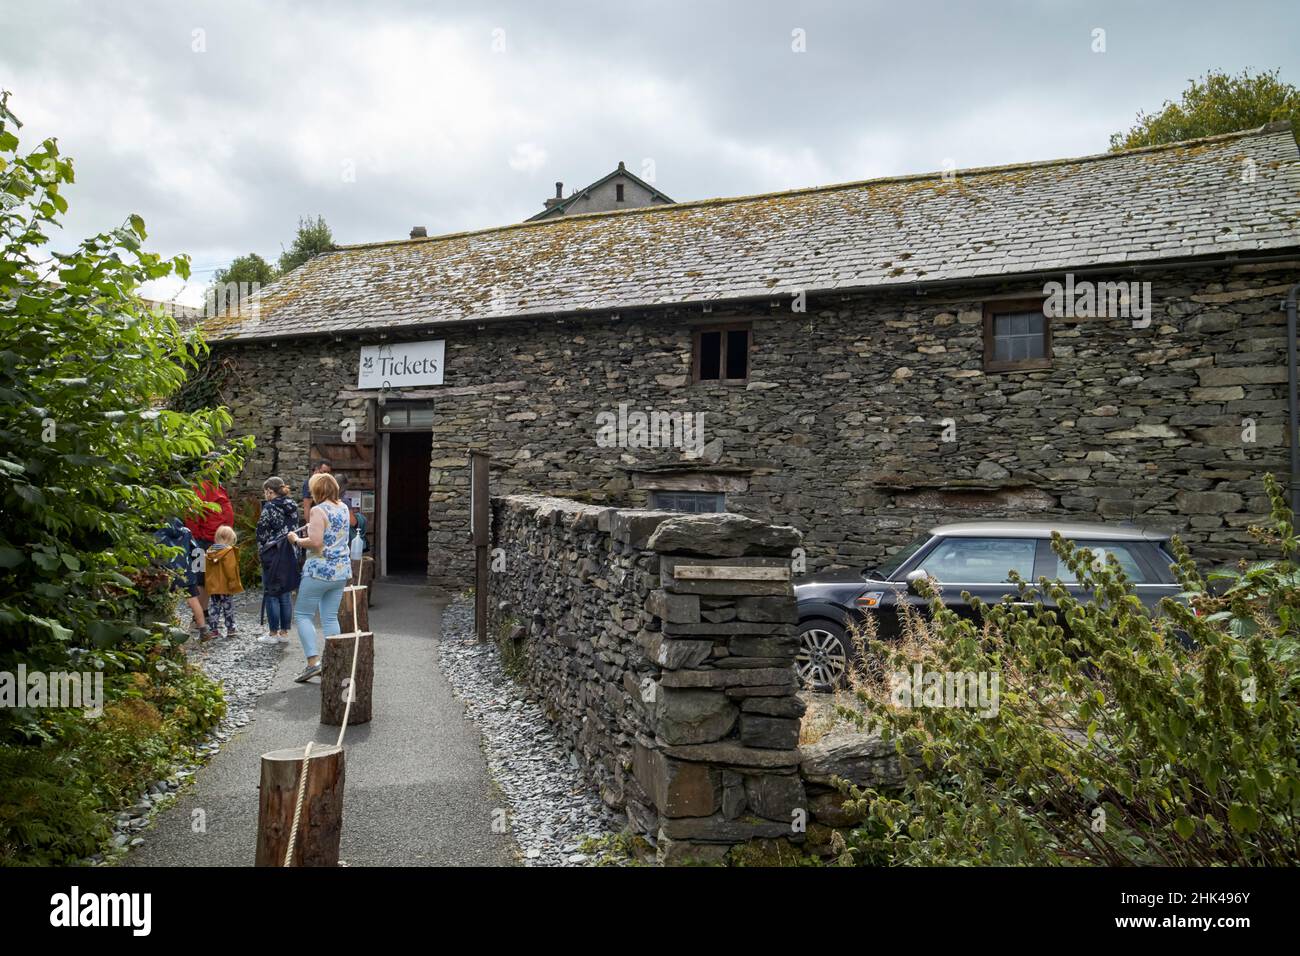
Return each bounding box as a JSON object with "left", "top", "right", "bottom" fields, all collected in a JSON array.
[{"left": 209, "top": 123, "right": 1300, "bottom": 342}]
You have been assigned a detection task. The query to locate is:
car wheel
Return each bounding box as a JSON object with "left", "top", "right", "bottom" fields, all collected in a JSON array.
[{"left": 795, "top": 619, "right": 851, "bottom": 691}]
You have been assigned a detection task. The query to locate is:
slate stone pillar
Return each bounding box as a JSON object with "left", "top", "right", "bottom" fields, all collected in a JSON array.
[{"left": 629, "top": 512, "right": 807, "bottom": 865}]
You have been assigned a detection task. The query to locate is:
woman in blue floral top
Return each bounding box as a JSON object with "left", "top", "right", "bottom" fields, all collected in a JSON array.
[{"left": 287, "top": 472, "right": 353, "bottom": 683}]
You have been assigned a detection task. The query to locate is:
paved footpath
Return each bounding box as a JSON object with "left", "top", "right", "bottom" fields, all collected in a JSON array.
[{"left": 124, "top": 582, "right": 517, "bottom": 867}]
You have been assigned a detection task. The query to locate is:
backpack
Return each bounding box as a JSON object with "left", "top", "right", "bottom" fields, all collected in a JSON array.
[{"left": 260, "top": 533, "right": 302, "bottom": 597}]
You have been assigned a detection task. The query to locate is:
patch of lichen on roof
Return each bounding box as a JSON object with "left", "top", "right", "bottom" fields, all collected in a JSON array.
[{"left": 208, "top": 122, "right": 1300, "bottom": 342}]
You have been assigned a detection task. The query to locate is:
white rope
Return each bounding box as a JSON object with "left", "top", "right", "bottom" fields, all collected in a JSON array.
[
  {"left": 283, "top": 740, "right": 314, "bottom": 867},
  {"left": 281, "top": 544, "right": 366, "bottom": 865}
]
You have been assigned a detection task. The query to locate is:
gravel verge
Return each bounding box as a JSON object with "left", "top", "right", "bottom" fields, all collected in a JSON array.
[
  {"left": 94, "top": 589, "right": 284, "bottom": 864},
  {"left": 436, "top": 598, "right": 626, "bottom": 866}
]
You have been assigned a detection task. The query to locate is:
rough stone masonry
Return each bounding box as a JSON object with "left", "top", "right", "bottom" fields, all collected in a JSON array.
[
  {"left": 209, "top": 260, "right": 1296, "bottom": 588},
  {"left": 487, "top": 494, "right": 817, "bottom": 863}
]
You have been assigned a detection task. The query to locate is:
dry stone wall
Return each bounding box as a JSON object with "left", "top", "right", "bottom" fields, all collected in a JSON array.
[{"left": 487, "top": 493, "right": 820, "bottom": 863}]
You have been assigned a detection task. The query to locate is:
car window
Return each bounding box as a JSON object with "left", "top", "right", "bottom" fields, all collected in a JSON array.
[
  {"left": 1046, "top": 541, "right": 1153, "bottom": 584},
  {"left": 875, "top": 534, "right": 930, "bottom": 580},
  {"left": 916, "top": 538, "right": 1036, "bottom": 584}
]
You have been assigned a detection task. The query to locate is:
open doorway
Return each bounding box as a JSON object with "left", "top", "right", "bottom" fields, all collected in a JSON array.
[{"left": 384, "top": 431, "right": 432, "bottom": 577}]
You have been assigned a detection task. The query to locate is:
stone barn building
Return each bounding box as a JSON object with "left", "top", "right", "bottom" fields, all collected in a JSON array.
[{"left": 203, "top": 122, "right": 1300, "bottom": 587}]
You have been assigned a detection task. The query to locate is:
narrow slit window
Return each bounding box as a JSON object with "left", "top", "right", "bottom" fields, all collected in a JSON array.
[{"left": 616, "top": 183, "right": 625, "bottom": 201}]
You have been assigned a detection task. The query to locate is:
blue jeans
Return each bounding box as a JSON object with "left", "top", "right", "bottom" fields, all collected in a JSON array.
[
  {"left": 294, "top": 575, "right": 345, "bottom": 660},
  {"left": 265, "top": 592, "right": 294, "bottom": 631}
]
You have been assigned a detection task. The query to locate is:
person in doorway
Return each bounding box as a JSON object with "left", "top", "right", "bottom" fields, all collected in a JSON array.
[
  {"left": 301, "top": 459, "right": 332, "bottom": 523},
  {"left": 184, "top": 480, "right": 234, "bottom": 619},
  {"left": 256, "top": 476, "right": 300, "bottom": 644},
  {"left": 204, "top": 526, "right": 243, "bottom": 638},
  {"left": 288, "top": 472, "right": 351, "bottom": 683}
]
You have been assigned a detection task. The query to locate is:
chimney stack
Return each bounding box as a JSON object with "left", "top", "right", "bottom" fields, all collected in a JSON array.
[
  {"left": 410, "top": 226, "right": 427, "bottom": 239},
  {"left": 544, "top": 182, "right": 564, "bottom": 209}
]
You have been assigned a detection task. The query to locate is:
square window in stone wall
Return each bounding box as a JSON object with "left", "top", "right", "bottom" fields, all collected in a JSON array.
[
  {"left": 693, "top": 324, "right": 750, "bottom": 383},
  {"left": 983, "top": 298, "right": 1051, "bottom": 372}
]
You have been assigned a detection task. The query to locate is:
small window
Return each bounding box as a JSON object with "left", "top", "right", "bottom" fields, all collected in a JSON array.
[
  {"left": 693, "top": 325, "right": 750, "bottom": 383},
  {"left": 1045, "top": 541, "right": 1153, "bottom": 584},
  {"left": 917, "top": 537, "right": 1037, "bottom": 584},
  {"left": 984, "top": 299, "right": 1051, "bottom": 371},
  {"left": 650, "top": 491, "right": 725, "bottom": 513},
  {"left": 616, "top": 183, "right": 625, "bottom": 201}
]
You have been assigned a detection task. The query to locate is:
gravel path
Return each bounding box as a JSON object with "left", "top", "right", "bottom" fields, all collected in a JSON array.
[
  {"left": 437, "top": 599, "right": 625, "bottom": 866},
  {"left": 93, "top": 589, "right": 284, "bottom": 863}
]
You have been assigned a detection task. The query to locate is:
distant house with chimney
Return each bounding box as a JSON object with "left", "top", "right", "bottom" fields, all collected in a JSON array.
[{"left": 527, "top": 161, "right": 674, "bottom": 221}]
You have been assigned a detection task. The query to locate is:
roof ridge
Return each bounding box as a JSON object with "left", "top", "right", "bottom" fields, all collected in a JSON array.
[{"left": 326, "top": 122, "right": 1292, "bottom": 255}]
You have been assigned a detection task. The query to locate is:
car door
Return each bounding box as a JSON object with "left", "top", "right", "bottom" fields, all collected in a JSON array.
[
  {"left": 1033, "top": 538, "right": 1176, "bottom": 613},
  {"left": 907, "top": 536, "right": 1040, "bottom": 621}
]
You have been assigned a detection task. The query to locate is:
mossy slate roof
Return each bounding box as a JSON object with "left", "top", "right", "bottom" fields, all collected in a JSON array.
[{"left": 210, "top": 123, "right": 1300, "bottom": 342}]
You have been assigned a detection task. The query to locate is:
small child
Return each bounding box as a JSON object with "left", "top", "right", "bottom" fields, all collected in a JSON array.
[{"left": 205, "top": 525, "right": 244, "bottom": 638}]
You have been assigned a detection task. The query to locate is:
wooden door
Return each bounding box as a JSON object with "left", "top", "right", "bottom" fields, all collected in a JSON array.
[{"left": 309, "top": 431, "right": 378, "bottom": 561}]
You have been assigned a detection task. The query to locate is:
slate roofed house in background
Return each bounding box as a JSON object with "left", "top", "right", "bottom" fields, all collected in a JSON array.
[
  {"left": 527, "top": 160, "right": 675, "bottom": 221},
  {"left": 206, "top": 122, "right": 1300, "bottom": 342}
]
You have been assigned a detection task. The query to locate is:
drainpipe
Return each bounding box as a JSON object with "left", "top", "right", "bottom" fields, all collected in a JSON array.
[{"left": 1288, "top": 284, "right": 1300, "bottom": 516}]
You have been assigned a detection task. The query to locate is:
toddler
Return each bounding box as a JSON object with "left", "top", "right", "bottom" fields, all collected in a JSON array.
[{"left": 204, "top": 525, "right": 244, "bottom": 638}]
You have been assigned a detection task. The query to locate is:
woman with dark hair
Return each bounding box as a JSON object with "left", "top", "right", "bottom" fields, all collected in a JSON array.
[{"left": 256, "top": 476, "right": 301, "bottom": 644}]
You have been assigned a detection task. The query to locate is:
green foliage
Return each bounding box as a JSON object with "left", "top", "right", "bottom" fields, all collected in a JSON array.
[
  {"left": 494, "top": 614, "right": 529, "bottom": 681},
  {"left": 207, "top": 252, "right": 277, "bottom": 320},
  {"left": 0, "top": 655, "right": 225, "bottom": 865},
  {"left": 233, "top": 496, "right": 263, "bottom": 590},
  {"left": 577, "top": 830, "right": 654, "bottom": 866},
  {"left": 277, "top": 214, "right": 334, "bottom": 275},
  {"left": 0, "top": 90, "right": 251, "bottom": 703},
  {"left": 836, "top": 475, "right": 1300, "bottom": 866},
  {"left": 0, "top": 92, "right": 242, "bottom": 863},
  {"left": 0, "top": 741, "right": 109, "bottom": 865},
  {"left": 212, "top": 252, "right": 277, "bottom": 290},
  {"left": 1111, "top": 68, "right": 1300, "bottom": 150},
  {"left": 170, "top": 352, "right": 242, "bottom": 414}
]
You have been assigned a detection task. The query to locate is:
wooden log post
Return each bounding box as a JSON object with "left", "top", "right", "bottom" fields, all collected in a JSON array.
[
  {"left": 255, "top": 743, "right": 345, "bottom": 867},
  {"left": 320, "top": 631, "right": 374, "bottom": 726},
  {"left": 350, "top": 557, "right": 375, "bottom": 608},
  {"left": 339, "top": 585, "right": 369, "bottom": 633}
]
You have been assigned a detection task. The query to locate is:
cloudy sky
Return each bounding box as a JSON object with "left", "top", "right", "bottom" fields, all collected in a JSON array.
[{"left": 2, "top": 0, "right": 1296, "bottom": 304}]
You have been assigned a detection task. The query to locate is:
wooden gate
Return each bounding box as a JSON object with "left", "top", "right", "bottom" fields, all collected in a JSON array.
[{"left": 309, "top": 430, "right": 379, "bottom": 563}]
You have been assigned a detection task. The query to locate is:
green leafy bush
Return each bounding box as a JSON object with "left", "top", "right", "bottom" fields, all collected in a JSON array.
[
  {"left": 836, "top": 475, "right": 1299, "bottom": 866},
  {"left": 233, "top": 496, "right": 264, "bottom": 590},
  {"left": 0, "top": 91, "right": 246, "bottom": 863}
]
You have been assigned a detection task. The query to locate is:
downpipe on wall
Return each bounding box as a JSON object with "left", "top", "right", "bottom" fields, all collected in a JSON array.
[{"left": 1289, "top": 283, "right": 1300, "bottom": 517}]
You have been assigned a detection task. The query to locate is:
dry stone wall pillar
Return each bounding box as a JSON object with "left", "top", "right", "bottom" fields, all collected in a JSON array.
[
  {"left": 486, "top": 494, "right": 806, "bottom": 865},
  {"left": 634, "top": 513, "right": 806, "bottom": 864}
]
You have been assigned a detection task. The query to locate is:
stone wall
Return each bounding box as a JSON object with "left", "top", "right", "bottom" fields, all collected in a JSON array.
[
  {"left": 209, "top": 260, "right": 1297, "bottom": 586},
  {"left": 486, "top": 493, "right": 814, "bottom": 863}
]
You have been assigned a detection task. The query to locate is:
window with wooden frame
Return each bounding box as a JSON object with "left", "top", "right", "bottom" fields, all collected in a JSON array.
[
  {"left": 692, "top": 324, "right": 751, "bottom": 383},
  {"left": 983, "top": 298, "right": 1052, "bottom": 371}
]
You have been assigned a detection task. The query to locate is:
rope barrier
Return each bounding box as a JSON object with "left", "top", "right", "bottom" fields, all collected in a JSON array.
[
  {"left": 283, "top": 740, "right": 313, "bottom": 867},
  {"left": 281, "top": 543, "right": 364, "bottom": 866}
]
